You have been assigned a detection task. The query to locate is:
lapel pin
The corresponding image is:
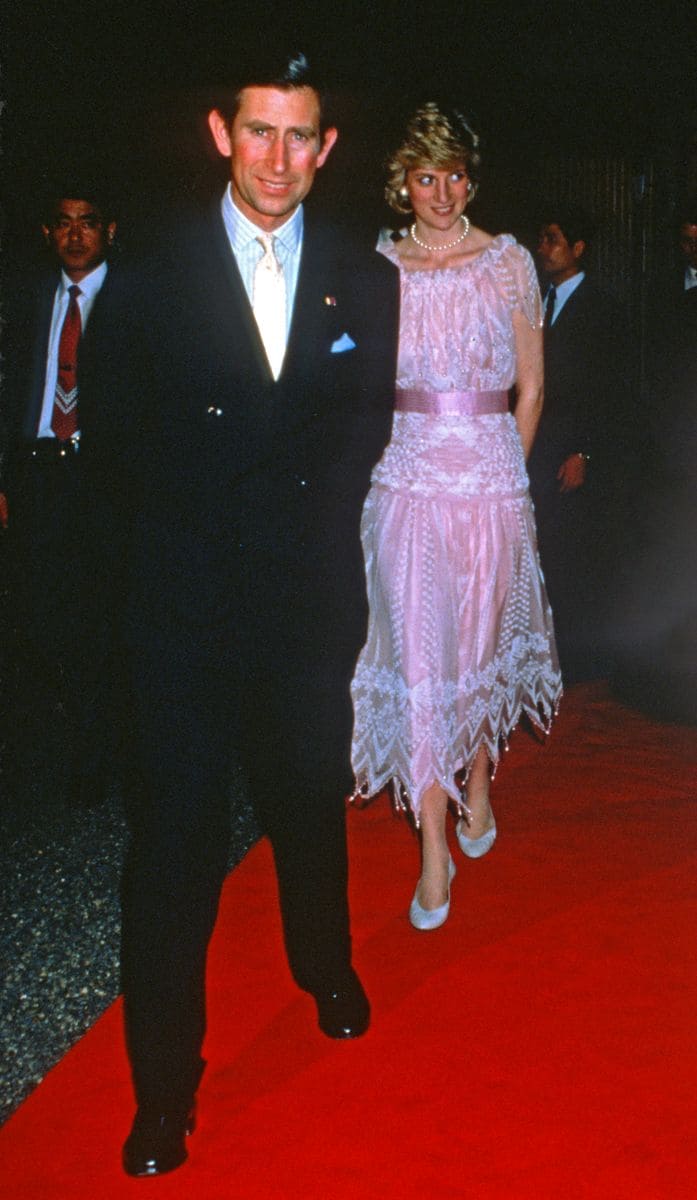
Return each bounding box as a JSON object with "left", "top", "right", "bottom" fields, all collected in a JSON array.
[{"left": 324, "top": 295, "right": 337, "bottom": 306}]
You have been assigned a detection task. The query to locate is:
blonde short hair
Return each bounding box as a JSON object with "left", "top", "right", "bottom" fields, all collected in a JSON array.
[{"left": 385, "top": 102, "right": 481, "bottom": 215}]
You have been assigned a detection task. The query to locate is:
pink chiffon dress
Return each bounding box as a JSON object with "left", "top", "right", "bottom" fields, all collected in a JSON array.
[{"left": 351, "top": 234, "right": 562, "bottom": 821}]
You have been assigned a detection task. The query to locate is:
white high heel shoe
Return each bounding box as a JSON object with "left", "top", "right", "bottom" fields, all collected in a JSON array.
[
  {"left": 409, "top": 856, "right": 456, "bottom": 931},
  {"left": 456, "top": 816, "right": 497, "bottom": 859}
]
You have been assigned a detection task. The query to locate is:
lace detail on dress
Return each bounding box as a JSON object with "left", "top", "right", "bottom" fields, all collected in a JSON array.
[
  {"left": 378, "top": 235, "right": 542, "bottom": 393},
  {"left": 350, "top": 234, "right": 561, "bottom": 821},
  {"left": 350, "top": 485, "right": 561, "bottom": 818},
  {"left": 495, "top": 238, "right": 544, "bottom": 329}
]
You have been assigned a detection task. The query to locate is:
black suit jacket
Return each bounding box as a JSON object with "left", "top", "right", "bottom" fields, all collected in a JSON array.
[
  {"left": 647, "top": 268, "right": 697, "bottom": 386},
  {"left": 79, "top": 203, "right": 399, "bottom": 657},
  {"left": 528, "top": 274, "right": 629, "bottom": 511},
  {"left": 0, "top": 265, "right": 118, "bottom": 496}
]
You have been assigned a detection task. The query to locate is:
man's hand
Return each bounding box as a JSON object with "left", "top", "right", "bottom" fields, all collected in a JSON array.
[
  {"left": 557, "top": 453, "right": 586, "bottom": 493},
  {"left": 0, "top": 493, "right": 8, "bottom": 530}
]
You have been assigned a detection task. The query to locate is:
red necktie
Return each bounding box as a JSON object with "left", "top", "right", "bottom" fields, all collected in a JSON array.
[{"left": 51, "top": 284, "right": 82, "bottom": 440}]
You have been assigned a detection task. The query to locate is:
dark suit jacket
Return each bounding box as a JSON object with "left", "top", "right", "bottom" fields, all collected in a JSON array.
[
  {"left": 79, "top": 203, "right": 399, "bottom": 665},
  {"left": 649, "top": 280, "right": 697, "bottom": 487},
  {"left": 528, "top": 274, "right": 629, "bottom": 514},
  {"left": 1, "top": 271, "right": 55, "bottom": 497},
  {"left": 0, "top": 265, "right": 118, "bottom": 497},
  {"left": 647, "top": 267, "right": 697, "bottom": 388}
]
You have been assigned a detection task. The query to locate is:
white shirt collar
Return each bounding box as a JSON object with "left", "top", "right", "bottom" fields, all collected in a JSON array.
[
  {"left": 221, "top": 184, "right": 303, "bottom": 256},
  {"left": 60, "top": 259, "right": 108, "bottom": 298},
  {"left": 552, "top": 270, "right": 585, "bottom": 305}
]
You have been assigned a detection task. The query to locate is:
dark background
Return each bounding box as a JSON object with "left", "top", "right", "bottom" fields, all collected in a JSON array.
[
  {"left": 4, "top": 0, "right": 697, "bottom": 253},
  {"left": 4, "top": 0, "right": 697, "bottom": 708}
]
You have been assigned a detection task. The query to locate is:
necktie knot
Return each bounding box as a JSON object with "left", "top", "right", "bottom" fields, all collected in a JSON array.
[
  {"left": 256, "top": 233, "right": 282, "bottom": 276},
  {"left": 68, "top": 284, "right": 82, "bottom": 300}
]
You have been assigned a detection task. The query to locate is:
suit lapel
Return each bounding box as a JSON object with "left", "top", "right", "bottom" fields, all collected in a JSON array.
[
  {"left": 284, "top": 221, "right": 334, "bottom": 375},
  {"left": 24, "top": 278, "right": 58, "bottom": 437},
  {"left": 186, "top": 202, "right": 273, "bottom": 386},
  {"left": 180, "top": 206, "right": 342, "bottom": 440},
  {"left": 549, "top": 276, "right": 589, "bottom": 335}
]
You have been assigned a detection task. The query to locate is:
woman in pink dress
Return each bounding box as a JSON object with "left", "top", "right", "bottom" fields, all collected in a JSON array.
[{"left": 351, "top": 103, "right": 562, "bottom": 929}]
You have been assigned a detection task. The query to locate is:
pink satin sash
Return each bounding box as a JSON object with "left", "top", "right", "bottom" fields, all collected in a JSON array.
[{"left": 395, "top": 388, "right": 509, "bottom": 415}]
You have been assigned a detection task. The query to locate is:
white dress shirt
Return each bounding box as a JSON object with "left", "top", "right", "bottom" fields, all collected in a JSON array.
[
  {"left": 684, "top": 265, "right": 697, "bottom": 291},
  {"left": 37, "top": 261, "right": 108, "bottom": 438},
  {"left": 544, "top": 270, "right": 585, "bottom": 325},
  {"left": 219, "top": 185, "right": 303, "bottom": 343}
]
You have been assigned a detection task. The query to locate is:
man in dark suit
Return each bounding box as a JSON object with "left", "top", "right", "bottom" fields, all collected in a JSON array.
[
  {"left": 528, "top": 207, "right": 629, "bottom": 679},
  {"left": 79, "top": 52, "right": 398, "bottom": 1176},
  {"left": 611, "top": 203, "right": 697, "bottom": 721},
  {"left": 675, "top": 201, "right": 697, "bottom": 305},
  {"left": 1, "top": 191, "right": 117, "bottom": 799}
]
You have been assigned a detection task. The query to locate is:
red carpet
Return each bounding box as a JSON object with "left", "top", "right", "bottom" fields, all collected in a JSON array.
[{"left": 2, "top": 682, "right": 697, "bottom": 1198}]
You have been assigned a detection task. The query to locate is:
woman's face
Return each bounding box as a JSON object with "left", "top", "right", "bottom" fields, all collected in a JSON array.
[{"left": 406, "top": 164, "right": 469, "bottom": 231}]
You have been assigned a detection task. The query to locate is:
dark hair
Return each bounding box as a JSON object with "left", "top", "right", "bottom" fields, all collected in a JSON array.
[
  {"left": 42, "top": 188, "right": 115, "bottom": 227},
  {"left": 215, "top": 49, "right": 330, "bottom": 129},
  {"left": 676, "top": 199, "right": 697, "bottom": 230},
  {"left": 539, "top": 206, "right": 595, "bottom": 252}
]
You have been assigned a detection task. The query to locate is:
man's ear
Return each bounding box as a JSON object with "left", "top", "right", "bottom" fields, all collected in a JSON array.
[
  {"left": 208, "top": 109, "right": 232, "bottom": 158},
  {"left": 317, "top": 126, "right": 338, "bottom": 168},
  {"left": 572, "top": 239, "right": 586, "bottom": 262},
  {"left": 41, "top": 225, "right": 51, "bottom": 245}
]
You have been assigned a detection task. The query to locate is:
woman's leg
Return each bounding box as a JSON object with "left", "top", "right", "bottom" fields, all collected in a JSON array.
[
  {"left": 461, "top": 746, "right": 495, "bottom": 838},
  {"left": 416, "top": 782, "right": 451, "bottom": 910}
]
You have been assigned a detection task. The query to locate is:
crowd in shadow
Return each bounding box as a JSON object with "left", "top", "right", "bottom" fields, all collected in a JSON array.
[{"left": 609, "top": 203, "right": 697, "bottom": 722}]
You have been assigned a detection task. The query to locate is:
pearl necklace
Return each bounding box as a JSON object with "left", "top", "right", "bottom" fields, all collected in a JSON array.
[{"left": 410, "top": 214, "right": 470, "bottom": 251}]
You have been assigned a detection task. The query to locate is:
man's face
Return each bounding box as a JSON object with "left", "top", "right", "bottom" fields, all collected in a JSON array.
[
  {"left": 42, "top": 198, "right": 115, "bottom": 282},
  {"left": 679, "top": 222, "right": 697, "bottom": 270},
  {"left": 208, "top": 86, "right": 338, "bottom": 232},
  {"left": 537, "top": 223, "right": 584, "bottom": 285}
]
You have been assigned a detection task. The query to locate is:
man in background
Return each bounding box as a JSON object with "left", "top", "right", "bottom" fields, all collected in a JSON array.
[
  {"left": 676, "top": 201, "right": 697, "bottom": 300},
  {"left": 1, "top": 190, "right": 117, "bottom": 803},
  {"left": 529, "top": 207, "right": 629, "bottom": 678}
]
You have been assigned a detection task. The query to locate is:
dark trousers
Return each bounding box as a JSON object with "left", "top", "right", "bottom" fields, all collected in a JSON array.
[
  {"left": 530, "top": 476, "right": 607, "bottom": 680},
  {"left": 119, "top": 600, "right": 359, "bottom": 1108},
  {"left": 5, "top": 451, "right": 91, "bottom": 777}
]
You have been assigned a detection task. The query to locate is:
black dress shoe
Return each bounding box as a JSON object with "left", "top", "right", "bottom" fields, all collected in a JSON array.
[
  {"left": 122, "top": 1104, "right": 196, "bottom": 1177},
  {"left": 313, "top": 969, "right": 370, "bottom": 1039}
]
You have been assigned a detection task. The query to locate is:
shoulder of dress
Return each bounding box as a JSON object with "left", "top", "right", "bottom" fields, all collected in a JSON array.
[
  {"left": 488, "top": 234, "right": 533, "bottom": 264},
  {"left": 486, "top": 236, "right": 542, "bottom": 326},
  {"left": 488, "top": 238, "right": 539, "bottom": 292},
  {"left": 377, "top": 235, "right": 401, "bottom": 260}
]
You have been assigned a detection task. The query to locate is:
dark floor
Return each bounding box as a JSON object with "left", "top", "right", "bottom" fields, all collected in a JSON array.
[{"left": 0, "top": 758, "right": 258, "bottom": 1125}]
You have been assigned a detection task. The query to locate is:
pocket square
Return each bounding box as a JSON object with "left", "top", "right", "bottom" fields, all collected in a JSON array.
[{"left": 330, "top": 332, "right": 357, "bottom": 354}]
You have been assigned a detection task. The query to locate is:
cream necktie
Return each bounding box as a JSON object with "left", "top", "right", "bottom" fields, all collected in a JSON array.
[{"left": 252, "top": 233, "right": 286, "bottom": 380}]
